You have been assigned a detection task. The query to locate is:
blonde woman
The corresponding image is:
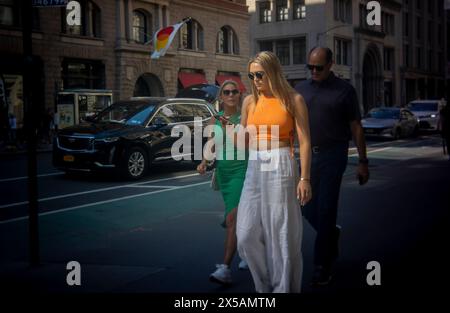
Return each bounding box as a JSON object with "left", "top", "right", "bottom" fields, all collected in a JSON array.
[
  {"left": 197, "top": 80, "right": 248, "bottom": 285},
  {"left": 236, "top": 51, "right": 312, "bottom": 293}
]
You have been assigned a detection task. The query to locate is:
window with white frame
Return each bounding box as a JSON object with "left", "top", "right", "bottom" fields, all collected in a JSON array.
[
  {"left": 180, "top": 18, "right": 204, "bottom": 51},
  {"left": 259, "top": 1, "right": 271, "bottom": 23},
  {"left": 334, "top": 38, "right": 352, "bottom": 66},
  {"left": 293, "top": 0, "right": 306, "bottom": 20},
  {"left": 334, "top": 0, "right": 352, "bottom": 23},
  {"left": 276, "top": 0, "right": 288, "bottom": 22},
  {"left": 276, "top": 40, "right": 290, "bottom": 65},
  {"left": 217, "top": 26, "right": 239, "bottom": 54},
  {"left": 132, "top": 10, "right": 152, "bottom": 44}
]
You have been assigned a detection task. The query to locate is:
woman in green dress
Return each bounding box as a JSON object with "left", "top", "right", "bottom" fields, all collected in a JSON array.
[{"left": 197, "top": 80, "right": 248, "bottom": 285}]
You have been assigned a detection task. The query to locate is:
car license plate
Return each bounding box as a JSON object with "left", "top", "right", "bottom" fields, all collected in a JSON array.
[
  {"left": 365, "top": 129, "right": 374, "bottom": 134},
  {"left": 63, "top": 155, "right": 75, "bottom": 162}
]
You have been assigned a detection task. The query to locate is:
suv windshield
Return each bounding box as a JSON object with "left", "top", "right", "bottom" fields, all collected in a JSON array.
[
  {"left": 366, "top": 109, "right": 400, "bottom": 119},
  {"left": 95, "top": 101, "right": 157, "bottom": 126},
  {"left": 408, "top": 102, "right": 438, "bottom": 111}
]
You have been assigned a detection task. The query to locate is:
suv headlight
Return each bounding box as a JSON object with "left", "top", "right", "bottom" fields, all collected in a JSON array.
[{"left": 95, "top": 137, "right": 120, "bottom": 143}]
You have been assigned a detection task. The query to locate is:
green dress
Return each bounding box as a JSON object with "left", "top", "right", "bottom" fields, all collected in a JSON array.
[{"left": 214, "top": 111, "right": 248, "bottom": 227}]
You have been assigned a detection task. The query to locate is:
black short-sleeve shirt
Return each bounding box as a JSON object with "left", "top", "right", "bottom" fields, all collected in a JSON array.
[{"left": 295, "top": 72, "right": 361, "bottom": 147}]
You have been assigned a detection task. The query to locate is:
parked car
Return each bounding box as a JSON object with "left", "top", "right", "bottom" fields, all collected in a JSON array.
[
  {"left": 175, "top": 84, "right": 220, "bottom": 110},
  {"left": 53, "top": 97, "right": 216, "bottom": 179},
  {"left": 361, "top": 107, "right": 419, "bottom": 139},
  {"left": 407, "top": 100, "right": 444, "bottom": 130}
]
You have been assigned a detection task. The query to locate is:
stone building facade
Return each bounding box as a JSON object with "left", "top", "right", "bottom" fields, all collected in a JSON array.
[
  {"left": 0, "top": 0, "right": 250, "bottom": 128},
  {"left": 247, "top": 0, "right": 448, "bottom": 113}
]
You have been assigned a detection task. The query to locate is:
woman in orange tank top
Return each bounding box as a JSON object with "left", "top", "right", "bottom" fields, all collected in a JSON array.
[{"left": 236, "top": 51, "right": 312, "bottom": 293}]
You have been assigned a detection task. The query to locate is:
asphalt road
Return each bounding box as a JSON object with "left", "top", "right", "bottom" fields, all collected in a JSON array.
[{"left": 0, "top": 134, "right": 449, "bottom": 296}]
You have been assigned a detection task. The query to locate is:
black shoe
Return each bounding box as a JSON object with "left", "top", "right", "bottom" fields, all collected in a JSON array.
[{"left": 311, "top": 265, "right": 332, "bottom": 286}]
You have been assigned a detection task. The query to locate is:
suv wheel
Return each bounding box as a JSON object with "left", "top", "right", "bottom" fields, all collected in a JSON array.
[{"left": 123, "top": 146, "right": 148, "bottom": 180}]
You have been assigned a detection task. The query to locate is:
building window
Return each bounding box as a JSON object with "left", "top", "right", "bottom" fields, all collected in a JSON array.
[
  {"left": 428, "top": 0, "right": 434, "bottom": 15},
  {"left": 276, "top": 40, "right": 290, "bottom": 65},
  {"left": 437, "top": 25, "right": 443, "bottom": 47},
  {"left": 217, "top": 26, "right": 239, "bottom": 54},
  {"left": 132, "top": 10, "right": 152, "bottom": 44},
  {"left": 404, "top": 44, "right": 410, "bottom": 67},
  {"left": 334, "top": 0, "right": 352, "bottom": 24},
  {"left": 259, "top": 40, "right": 273, "bottom": 52},
  {"left": 180, "top": 18, "right": 204, "bottom": 51},
  {"left": 334, "top": 38, "right": 352, "bottom": 66},
  {"left": 62, "top": 0, "right": 101, "bottom": 37},
  {"left": 428, "top": 21, "right": 433, "bottom": 44},
  {"left": 382, "top": 12, "right": 395, "bottom": 36},
  {"left": 0, "top": 0, "right": 15, "bottom": 26},
  {"left": 293, "top": 0, "right": 306, "bottom": 20},
  {"left": 62, "top": 58, "right": 105, "bottom": 89},
  {"left": 276, "top": 0, "right": 288, "bottom": 22},
  {"left": 416, "top": 47, "right": 422, "bottom": 69},
  {"left": 428, "top": 49, "right": 434, "bottom": 71},
  {"left": 403, "top": 12, "right": 409, "bottom": 36},
  {"left": 437, "top": 0, "right": 443, "bottom": 17},
  {"left": 293, "top": 37, "right": 306, "bottom": 64},
  {"left": 383, "top": 48, "right": 394, "bottom": 71},
  {"left": 416, "top": 17, "right": 421, "bottom": 40},
  {"left": 259, "top": 1, "right": 271, "bottom": 23}
]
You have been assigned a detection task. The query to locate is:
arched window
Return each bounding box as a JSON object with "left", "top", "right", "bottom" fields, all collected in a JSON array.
[
  {"left": 217, "top": 26, "right": 239, "bottom": 55},
  {"left": 62, "top": 0, "right": 101, "bottom": 38},
  {"left": 180, "top": 18, "right": 204, "bottom": 51},
  {"left": 132, "top": 10, "right": 152, "bottom": 44}
]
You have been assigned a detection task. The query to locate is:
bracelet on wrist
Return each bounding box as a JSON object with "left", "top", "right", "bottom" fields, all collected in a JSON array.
[{"left": 300, "top": 177, "right": 310, "bottom": 181}]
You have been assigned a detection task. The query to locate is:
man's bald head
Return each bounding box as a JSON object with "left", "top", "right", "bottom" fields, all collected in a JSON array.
[{"left": 307, "top": 47, "right": 333, "bottom": 82}]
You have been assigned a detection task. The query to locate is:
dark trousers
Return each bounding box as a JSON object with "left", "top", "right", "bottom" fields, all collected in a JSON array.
[{"left": 302, "top": 142, "right": 348, "bottom": 267}]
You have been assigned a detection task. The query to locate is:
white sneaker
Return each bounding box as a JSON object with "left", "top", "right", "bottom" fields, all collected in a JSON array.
[
  {"left": 209, "top": 264, "right": 232, "bottom": 285},
  {"left": 238, "top": 259, "right": 249, "bottom": 270}
]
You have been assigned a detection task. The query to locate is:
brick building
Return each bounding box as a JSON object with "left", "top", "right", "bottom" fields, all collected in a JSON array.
[{"left": 0, "top": 0, "right": 250, "bottom": 129}]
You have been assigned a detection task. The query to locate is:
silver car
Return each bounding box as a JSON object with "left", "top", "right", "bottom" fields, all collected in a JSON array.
[
  {"left": 407, "top": 100, "right": 443, "bottom": 130},
  {"left": 362, "top": 107, "right": 419, "bottom": 139}
]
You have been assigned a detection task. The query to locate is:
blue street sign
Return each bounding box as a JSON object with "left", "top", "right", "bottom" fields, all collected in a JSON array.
[{"left": 32, "top": 0, "right": 68, "bottom": 7}]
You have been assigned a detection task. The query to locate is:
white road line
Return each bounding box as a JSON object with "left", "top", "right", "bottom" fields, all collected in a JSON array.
[
  {"left": 349, "top": 147, "right": 391, "bottom": 157},
  {"left": 0, "top": 173, "right": 201, "bottom": 209},
  {"left": 126, "top": 185, "right": 178, "bottom": 189},
  {"left": 0, "top": 181, "right": 210, "bottom": 224},
  {"left": 0, "top": 172, "right": 63, "bottom": 183}
]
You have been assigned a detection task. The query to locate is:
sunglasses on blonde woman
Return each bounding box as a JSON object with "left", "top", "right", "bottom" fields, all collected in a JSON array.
[
  {"left": 223, "top": 89, "right": 240, "bottom": 96},
  {"left": 248, "top": 71, "right": 265, "bottom": 80}
]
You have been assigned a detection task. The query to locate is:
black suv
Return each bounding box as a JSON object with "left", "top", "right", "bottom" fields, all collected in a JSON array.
[{"left": 53, "top": 97, "right": 216, "bottom": 179}]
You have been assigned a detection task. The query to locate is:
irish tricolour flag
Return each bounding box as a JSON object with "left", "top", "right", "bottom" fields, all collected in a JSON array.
[{"left": 151, "top": 22, "right": 184, "bottom": 59}]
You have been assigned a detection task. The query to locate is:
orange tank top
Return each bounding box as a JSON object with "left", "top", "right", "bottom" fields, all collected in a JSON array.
[{"left": 246, "top": 94, "right": 295, "bottom": 143}]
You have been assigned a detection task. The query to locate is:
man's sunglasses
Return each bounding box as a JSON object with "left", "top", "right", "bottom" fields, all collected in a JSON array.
[
  {"left": 306, "top": 64, "right": 325, "bottom": 72},
  {"left": 248, "top": 71, "right": 265, "bottom": 80},
  {"left": 222, "top": 89, "right": 240, "bottom": 96}
]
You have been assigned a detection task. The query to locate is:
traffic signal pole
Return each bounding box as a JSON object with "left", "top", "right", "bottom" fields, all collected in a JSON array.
[{"left": 22, "top": 0, "right": 40, "bottom": 266}]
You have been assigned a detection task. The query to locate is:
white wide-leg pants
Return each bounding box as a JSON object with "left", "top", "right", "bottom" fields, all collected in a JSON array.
[{"left": 237, "top": 147, "right": 303, "bottom": 293}]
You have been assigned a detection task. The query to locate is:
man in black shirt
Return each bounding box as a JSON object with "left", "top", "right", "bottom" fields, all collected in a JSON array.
[{"left": 295, "top": 47, "right": 369, "bottom": 286}]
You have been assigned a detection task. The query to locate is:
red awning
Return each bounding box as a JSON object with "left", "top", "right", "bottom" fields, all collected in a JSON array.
[
  {"left": 178, "top": 72, "right": 208, "bottom": 88},
  {"left": 215, "top": 75, "right": 247, "bottom": 93}
]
